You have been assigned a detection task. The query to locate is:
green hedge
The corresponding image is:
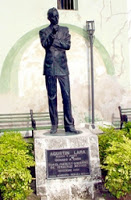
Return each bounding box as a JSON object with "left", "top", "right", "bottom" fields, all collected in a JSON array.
[
  {"left": 98, "top": 123, "right": 131, "bottom": 199},
  {"left": 0, "top": 132, "right": 35, "bottom": 200}
]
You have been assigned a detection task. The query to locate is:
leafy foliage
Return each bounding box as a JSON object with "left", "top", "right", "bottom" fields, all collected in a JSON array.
[
  {"left": 98, "top": 126, "right": 128, "bottom": 164},
  {"left": 123, "top": 121, "right": 131, "bottom": 138},
  {"left": 98, "top": 124, "right": 131, "bottom": 199},
  {"left": 0, "top": 132, "right": 35, "bottom": 200}
]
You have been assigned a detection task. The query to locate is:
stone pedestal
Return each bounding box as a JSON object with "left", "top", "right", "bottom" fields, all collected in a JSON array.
[{"left": 34, "top": 128, "right": 101, "bottom": 200}]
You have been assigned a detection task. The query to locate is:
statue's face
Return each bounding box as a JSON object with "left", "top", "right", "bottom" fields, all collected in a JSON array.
[{"left": 48, "top": 10, "right": 59, "bottom": 25}]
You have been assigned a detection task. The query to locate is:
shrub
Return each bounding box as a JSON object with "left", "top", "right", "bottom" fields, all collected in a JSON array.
[
  {"left": 0, "top": 132, "right": 35, "bottom": 200},
  {"left": 123, "top": 122, "right": 131, "bottom": 138},
  {"left": 98, "top": 126, "right": 128, "bottom": 164},
  {"left": 102, "top": 136, "right": 131, "bottom": 199},
  {"left": 98, "top": 124, "right": 131, "bottom": 199}
]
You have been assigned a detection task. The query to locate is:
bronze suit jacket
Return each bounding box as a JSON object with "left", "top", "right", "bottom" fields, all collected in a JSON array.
[{"left": 39, "top": 25, "right": 71, "bottom": 76}]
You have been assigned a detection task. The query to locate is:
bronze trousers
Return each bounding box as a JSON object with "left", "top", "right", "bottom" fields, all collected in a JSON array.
[{"left": 45, "top": 75, "right": 74, "bottom": 129}]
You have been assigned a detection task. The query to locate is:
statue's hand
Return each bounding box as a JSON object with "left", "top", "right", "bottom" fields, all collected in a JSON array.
[{"left": 52, "top": 25, "right": 59, "bottom": 34}]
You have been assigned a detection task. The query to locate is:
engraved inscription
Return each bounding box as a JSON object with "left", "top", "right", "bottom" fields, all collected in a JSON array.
[{"left": 46, "top": 148, "right": 90, "bottom": 179}]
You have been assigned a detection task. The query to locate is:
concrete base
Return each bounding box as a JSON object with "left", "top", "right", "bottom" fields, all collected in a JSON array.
[{"left": 34, "top": 128, "right": 101, "bottom": 200}]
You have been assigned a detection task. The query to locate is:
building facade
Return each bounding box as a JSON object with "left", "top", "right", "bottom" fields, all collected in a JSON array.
[{"left": 0, "top": 0, "right": 131, "bottom": 125}]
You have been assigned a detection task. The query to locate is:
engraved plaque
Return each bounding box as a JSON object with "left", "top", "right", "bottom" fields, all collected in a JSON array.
[{"left": 46, "top": 148, "right": 90, "bottom": 179}]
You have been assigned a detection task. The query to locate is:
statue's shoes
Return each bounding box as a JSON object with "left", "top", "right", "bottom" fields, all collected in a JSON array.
[
  {"left": 50, "top": 126, "right": 57, "bottom": 134},
  {"left": 65, "top": 127, "right": 80, "bottom": 134}
]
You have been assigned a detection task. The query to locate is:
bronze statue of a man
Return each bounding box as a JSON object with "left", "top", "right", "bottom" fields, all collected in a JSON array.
[{"left": 39, "top": 7, "right": 79, "bottom": 134}]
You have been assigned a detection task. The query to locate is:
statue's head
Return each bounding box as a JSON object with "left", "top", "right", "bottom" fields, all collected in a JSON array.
[{"left": 47, "top": 7, "right": 59, "bottom": 25}]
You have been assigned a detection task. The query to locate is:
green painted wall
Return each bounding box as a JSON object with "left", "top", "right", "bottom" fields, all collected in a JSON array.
[
  {"left": 0, "top": 0, "right": 130, "bottom": 122},
  {"left": 0, "top": 24, "right": 114, "bottom": 94}
]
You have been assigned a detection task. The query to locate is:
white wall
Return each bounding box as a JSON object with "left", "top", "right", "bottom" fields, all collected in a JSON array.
[{"left": 0, "top": 0, "right": 131, "bottom": 124}]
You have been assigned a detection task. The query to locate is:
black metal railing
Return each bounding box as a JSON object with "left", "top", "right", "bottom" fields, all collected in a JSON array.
[{"left": 58, "top": 0, "right": 77, "bottom": 10}]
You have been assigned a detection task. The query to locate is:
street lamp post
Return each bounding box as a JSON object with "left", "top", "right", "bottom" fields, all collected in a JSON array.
[{"left": 86, "top": 20, "right": 95, "bottom": 129}]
